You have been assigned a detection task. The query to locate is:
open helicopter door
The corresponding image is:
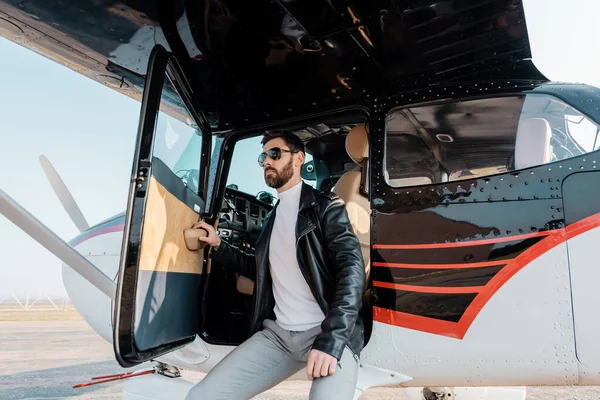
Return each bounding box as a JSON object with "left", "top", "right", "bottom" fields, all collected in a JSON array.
[{"left": 113, "top": 45, "right": 212, "bottom": 368}]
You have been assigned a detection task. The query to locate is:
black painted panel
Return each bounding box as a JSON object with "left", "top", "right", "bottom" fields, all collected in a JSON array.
[
  {"left": 562, "top": 172, "right": 600, "bottom": 225},
  {"left": 372, "top": 200, "right": 563, "bottom": 246},
  {"left": 374, "top": 151, "right": 600, "bottom": 212},
  {"left": 375, "top": 288, "right": 477, "bottom": 322},
  {"left": 374, "top": 265, "right": 503, "bottom": 287},
  {"left": 369, "top": 148, "right": 600, "bottom": 325},
  {"left": 373, "top": 236, "right": 544, "bottom": 264},
  {"left": 134, "top": 271, "right": 201, "bottom": 352}
]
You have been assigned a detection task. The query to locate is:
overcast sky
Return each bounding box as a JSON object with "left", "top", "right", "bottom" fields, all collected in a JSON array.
[{"left": 0, "top": 0, "right": 599, "bottom": 297}]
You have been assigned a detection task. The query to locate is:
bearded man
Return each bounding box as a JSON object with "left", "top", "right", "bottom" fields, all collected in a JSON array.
[{"left": 187, "top": 131, "right": 365, "bottom": 400}]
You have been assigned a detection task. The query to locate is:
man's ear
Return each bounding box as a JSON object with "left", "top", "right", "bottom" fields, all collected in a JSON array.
[{"left": 297, "top": 151, "right": 305, "bottom": 167}]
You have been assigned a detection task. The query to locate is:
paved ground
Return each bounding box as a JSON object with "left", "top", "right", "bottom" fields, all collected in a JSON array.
[
  {"left": 0, "top": 320, "right": 122, "bottom": 400},
  {"left": 2, "top": 319, "right": 600, "bottom": 399}
]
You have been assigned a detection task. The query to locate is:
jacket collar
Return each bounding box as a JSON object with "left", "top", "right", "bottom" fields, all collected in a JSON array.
[
  {"left": 296, "top": 182, "right": 318, "bottom": 238},
  {"left": 264, "top": 182, "right": 317, "bottom": 240}
]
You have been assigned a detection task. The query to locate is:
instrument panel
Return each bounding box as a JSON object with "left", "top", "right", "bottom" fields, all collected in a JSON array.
[{"left": 217, "top": 188, "right": 274, "bottom": 249}]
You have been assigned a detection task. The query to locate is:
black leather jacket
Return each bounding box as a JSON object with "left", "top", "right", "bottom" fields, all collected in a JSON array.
[{"left": 211, "top": 182, "right": 366, "bottom": 360}]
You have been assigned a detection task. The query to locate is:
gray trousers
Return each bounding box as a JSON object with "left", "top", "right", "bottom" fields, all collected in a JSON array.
[{"left": 186, "top": 319, "right": 359, "bottom": 400}]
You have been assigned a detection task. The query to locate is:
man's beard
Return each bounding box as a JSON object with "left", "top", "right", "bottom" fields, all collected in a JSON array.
[{"left": 264, "top": 158, "right": 294, "bottom": 189}]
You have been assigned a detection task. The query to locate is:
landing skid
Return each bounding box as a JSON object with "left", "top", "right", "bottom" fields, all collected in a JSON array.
[{"left": 403, "top": 386, "right": 526, "bottom": 400}]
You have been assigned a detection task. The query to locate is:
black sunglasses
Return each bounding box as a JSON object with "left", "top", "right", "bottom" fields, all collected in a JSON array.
[{"left": 258, "top": 147, "right": 298, "bottom": 167}]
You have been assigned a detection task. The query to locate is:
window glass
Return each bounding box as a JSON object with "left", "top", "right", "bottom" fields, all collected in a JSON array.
[
  {"left": 226, "top": 135, "right": 314, "bottom": 199},
  {"left": 153, "top": 70, "right": 204, "bottom": 195},
  {"left": 566, "top": 111, "right": 600, "bottom": 153},
  {"left": 385, "top": 94, "right": 600, "bottom": 187}
]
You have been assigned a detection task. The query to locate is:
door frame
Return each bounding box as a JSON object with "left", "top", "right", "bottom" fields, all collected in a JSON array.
[{"left": 113, "top": 45, "right": 212, "bottom": 367}]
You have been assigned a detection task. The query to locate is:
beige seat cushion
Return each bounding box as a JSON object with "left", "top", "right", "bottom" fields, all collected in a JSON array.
[
  {"left": 333, "top": 167, "right": 371, "bottom": 282},
  {"left": 333, "top": 123, "right": 371, "bottom": 283},
  {"left": 515, "top": 118, "right": 553, "bottom": 169}
]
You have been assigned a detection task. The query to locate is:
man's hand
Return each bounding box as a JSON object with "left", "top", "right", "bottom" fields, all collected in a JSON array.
[
  {"left": 191, "top": 221, "right": 221, "bottom": 249},
  {"left": 306, "top": 349, "right": 337, "bottom": 381}
]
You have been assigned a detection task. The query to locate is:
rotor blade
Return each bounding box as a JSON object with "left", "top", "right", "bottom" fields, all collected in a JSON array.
[
  {"left": 0, "top": 187, "right": 116, "bottom": 301},
  {"left": 39, "top": 155, "right": 90, "bottom": 232}
]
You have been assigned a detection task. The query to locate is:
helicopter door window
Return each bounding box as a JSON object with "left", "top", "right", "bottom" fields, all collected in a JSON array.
[
  {"left": 227, "top": 136, "right": 278, "bottom": 199},
  {"left": 226, "top": 135, "right": 315, "bottom": 198},
  {"left": 565, "top": 110, "right": 600, "bottom": 153},
  {"left": 384, "top": 94, "right": 600, "bottom": 188},
  {"left": 153, "top": 77, "right": 204, "bottom": 196}
]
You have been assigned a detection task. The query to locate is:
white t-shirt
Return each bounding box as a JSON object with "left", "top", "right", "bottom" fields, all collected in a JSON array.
[{"left": 269, "top": 181, "right": 326, "bottom": 331}]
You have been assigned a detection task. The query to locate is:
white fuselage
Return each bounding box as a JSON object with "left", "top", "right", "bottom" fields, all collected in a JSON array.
[{"left": 63, "top": 223, "right": 600, "bottom": 387}]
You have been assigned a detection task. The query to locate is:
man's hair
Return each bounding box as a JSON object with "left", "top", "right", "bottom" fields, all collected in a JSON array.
[{"left": 261, "top": 131, "right": 305, "bottom": 155}]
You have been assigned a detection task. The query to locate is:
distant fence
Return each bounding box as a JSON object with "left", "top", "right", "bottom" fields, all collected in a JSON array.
[{"left": 0, "top": 292, "right": 71, "bottom": 311}]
